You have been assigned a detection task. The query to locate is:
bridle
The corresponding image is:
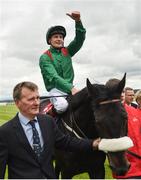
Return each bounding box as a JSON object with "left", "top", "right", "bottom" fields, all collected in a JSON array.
[
  {"left": 127, "top": 150, "right": 141, "bottom": 159},
  {"left": 99, "top": 99, "right": 141, "bottom": 159},
  {"left": 99, "top": 99, "right": 121, "bottom": 105},
  {"left": 99, "top": 98, "right": 127, "bottom": 135}
]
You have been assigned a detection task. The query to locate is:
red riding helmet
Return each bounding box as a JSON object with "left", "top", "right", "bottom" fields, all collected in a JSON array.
[{"left": 46, "top": 25, "right": 66, "bottom": 45}]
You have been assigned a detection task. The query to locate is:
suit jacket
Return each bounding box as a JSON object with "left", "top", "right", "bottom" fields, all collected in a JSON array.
[{"left": 0, "top": 113, "right": 93, "bottom": 179}]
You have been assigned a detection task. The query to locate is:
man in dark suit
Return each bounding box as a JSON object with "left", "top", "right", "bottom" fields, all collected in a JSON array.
[{"left": 0, "top": 81, "right": 100, "bottom": 179}]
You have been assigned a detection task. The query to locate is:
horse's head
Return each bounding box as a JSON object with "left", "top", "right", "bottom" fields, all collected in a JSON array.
[{"left": 87, "top": 74, "right": 131, "bottom": 176}]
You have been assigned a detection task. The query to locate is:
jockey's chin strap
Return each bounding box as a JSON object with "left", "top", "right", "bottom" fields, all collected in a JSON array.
[{"left": 99, "top": 99, "right": 121, "bottom": 105}]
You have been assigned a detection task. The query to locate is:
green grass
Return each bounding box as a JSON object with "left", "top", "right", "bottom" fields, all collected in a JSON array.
[
  {"left": 0, "top": 103, "right": 18, "bottom": 125},
  {"left": 0, "top": 103, "right": 113, "bottom": 179}
]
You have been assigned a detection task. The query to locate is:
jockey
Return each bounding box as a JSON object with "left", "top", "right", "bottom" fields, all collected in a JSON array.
[{"left": 39, "top": 11, "right": 86, "bottom": 114}]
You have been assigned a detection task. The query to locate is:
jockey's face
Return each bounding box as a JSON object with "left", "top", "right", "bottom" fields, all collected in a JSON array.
[{"left": 49, "top": 34, "right": 64, "bottom": 49}]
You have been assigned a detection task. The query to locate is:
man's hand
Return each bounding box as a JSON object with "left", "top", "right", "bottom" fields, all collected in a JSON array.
[
  {"left": 66, "top": 11, "right": 81, "bottom": 22},
  {"left": 71, "top": 87, "right": 79, "bottom": 95},
  {"left": 92, "top": 138, "right": 101, "bottom": 150}
]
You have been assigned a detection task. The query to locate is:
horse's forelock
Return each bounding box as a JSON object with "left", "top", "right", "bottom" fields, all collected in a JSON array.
[
  {"left": 89, "top": 84, "right": 115, "bottom": 105},
  {"left": 106, "top": 87, "right": 122, "bottom": 100}
]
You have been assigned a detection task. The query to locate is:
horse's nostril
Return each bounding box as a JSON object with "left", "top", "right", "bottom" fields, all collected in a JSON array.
[
  {"left": 110, "top": 165, "right": 129, "bottom": 176},
  {"left": 128, "top": 163, "right": 131, "bottom": 170}
]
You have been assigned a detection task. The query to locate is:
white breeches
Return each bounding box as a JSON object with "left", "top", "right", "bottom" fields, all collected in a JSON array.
[{"left": 48, "top": 88, "right": 69, "bottom": 114}]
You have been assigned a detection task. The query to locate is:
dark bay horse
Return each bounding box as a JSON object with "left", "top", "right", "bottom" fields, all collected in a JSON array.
[{"left": 39, "top": 74, "right": 130, "bottom": 179}]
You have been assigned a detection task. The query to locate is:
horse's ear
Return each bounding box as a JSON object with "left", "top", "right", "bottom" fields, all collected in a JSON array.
[
  {"left": 87, "top": 78, "right": 98, "bottom": 97},
  {"left": 117, "top": 73, "right": 126, "bottom": 94}
]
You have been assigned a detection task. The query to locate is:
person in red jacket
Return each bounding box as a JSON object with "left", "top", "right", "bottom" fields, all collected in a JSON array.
[
  {"left": 113, "top": 104, "right": 141, "bottom": 179},
  {"left": 106, "top": 78, "right": 141, "bottom": 179}
]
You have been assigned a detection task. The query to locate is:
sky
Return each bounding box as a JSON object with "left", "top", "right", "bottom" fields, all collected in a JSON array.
[{"left": 0, "top": 0, "right": 141, "bottom": 100}]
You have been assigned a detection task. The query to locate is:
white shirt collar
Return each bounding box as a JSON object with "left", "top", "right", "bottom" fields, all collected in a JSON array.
[{"left": 18, "top": 112, "right": 38, "bottom": 126}]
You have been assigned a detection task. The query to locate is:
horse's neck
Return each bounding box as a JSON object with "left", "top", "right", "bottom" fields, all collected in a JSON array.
[
  {"left": 65, "top": 88, "right": 99, "bottom": 138},
  {"left": 68, "top": 87, "right": 89, "bottom": 110}
]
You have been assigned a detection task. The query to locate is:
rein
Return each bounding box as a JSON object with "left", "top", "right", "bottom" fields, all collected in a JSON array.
[
  {"left": 62, "top": 103, "right": 88, "bottom": 139},
  {"left": 40, "top": 95, "right": 68, "bottom": 100},
  {"left": 62, "top": 120, "right": 82, "bottom": 139},
  {"left": 69, "top": 109, "right": 88, "bottom": 139},
  {"left": 127, "top": 150, "right": 141, "bottom": 159}
]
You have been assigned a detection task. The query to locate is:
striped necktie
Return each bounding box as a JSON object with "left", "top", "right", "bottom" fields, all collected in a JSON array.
[{"left": 29, "top": 120, "right": 42, "bottom": 159}]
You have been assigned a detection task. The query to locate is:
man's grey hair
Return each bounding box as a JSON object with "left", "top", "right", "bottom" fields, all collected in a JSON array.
[{"left": 13, "top": 81, "right": 38, "bottom": 101}]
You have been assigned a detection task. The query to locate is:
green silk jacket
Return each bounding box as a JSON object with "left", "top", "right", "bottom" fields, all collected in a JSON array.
[{"left": 39, "top": 21, "right": 86, "bottom": 93}]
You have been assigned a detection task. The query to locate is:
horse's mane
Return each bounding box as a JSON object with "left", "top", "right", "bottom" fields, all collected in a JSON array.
[
  {"left": 68, "top": 83, "right": 107, "bottom": 110},
  {"left": 68, "top": 87, "right": 90, "bottom": 110}
]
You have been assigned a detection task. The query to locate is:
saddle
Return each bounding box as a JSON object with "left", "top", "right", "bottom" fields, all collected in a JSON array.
[
  {"left": 40, "top": 99, "right": 56, "bottom": 117},
  {"left": 40, "top": 95, "right": 71, "bottom": 118}
]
